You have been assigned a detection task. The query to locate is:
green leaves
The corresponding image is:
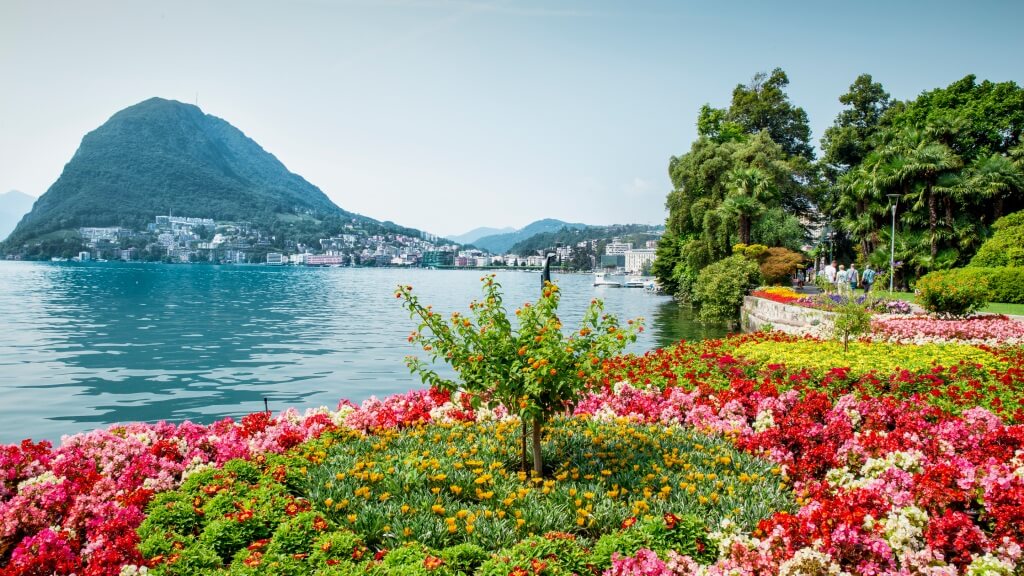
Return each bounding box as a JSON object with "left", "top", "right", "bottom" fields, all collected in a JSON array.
[{"left": 397, "top": 276, "right": 642, "bottom": 474}]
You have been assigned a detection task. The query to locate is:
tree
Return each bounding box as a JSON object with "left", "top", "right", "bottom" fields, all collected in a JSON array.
[
  {"left": 821, "top": 74, "right": 892, "bottom": 172},
  {"left": 877, "top": 128, "right": 963, "bottom": 260},
  {"left": 720, "top": 167, "right": 774, "bottom": 245},
  {"left": 399, "top": 276, "right": 640, "bottom": 476},
  {"left": 726, "top": 68, "right": 815, "bottom": 160}
]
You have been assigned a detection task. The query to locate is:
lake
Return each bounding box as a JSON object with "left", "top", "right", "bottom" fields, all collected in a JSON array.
[{"left": 0, "top": 262, "right": 725, "bottom": 443}]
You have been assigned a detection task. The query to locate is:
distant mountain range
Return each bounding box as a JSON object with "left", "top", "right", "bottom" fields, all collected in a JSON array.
[
  {"left": 3, "top": 98, "right": 425, "bottom": 252},
  {"left": 0, "top": 190, "right": 36, "bottom": 241},
  {"left": 446, "top": 226, "right": 515, "bottom": 245},
  {"left": 469, "top": 219, "right": 589, "bottom": 254}
]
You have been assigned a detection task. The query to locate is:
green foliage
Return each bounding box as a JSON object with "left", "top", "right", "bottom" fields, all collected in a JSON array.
[
  {"left": 725, "top": 68, "right": 815, "bottom": 160},
  {"left": 824, "top": 75, "right": 1024, "bottom": 280},
  {"left": 509, "top": 223, "right": 661, "bottom": 257},
  {"left": 398, "top": 276, "right": 640, "bottom": 475},
  {"left": 970, "top": 210, "right": 1024, "bottom": 267},
  {"left": 692, "top": 255, "right": 762, "bottom": 326},
  {"left": 915, "top": 266, "right": 1024, "bottom": 305},
  {"left": 659, "top": 69, "right": 816, "bottom": 299},
  {"left": 831, "top": 301, "right": 872, "bottom": 352},
  {"left": 916, "top": 269, "right": 990, "bottom": 317},
  {"left": 751, "top": 207, "right": 806, "bottom": 250},
  {"left": 304, "top": 419, "right": 790, "bottom": 553}
]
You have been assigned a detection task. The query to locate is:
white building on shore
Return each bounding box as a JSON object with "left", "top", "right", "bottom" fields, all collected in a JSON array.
[{"left": 624, "top": 248, "right": 657, "bottom": 275}]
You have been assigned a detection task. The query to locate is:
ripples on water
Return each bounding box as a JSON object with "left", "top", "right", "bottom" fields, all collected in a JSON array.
[{"left": 0, "top": 262, "right": 726, "bottom": 442}]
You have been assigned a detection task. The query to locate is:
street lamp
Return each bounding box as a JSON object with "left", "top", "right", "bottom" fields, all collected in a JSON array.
[{"left": 887, "top": 194, "right": 900, "bottom": 292}]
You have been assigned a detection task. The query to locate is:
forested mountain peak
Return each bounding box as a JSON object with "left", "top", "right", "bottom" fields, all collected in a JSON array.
[{"left": 5, "top": 97, "right": 355, "bottom": 246}]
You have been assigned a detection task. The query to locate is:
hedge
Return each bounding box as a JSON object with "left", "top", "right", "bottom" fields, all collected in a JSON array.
[{"left": 918, "top": 267, "right": 1024, "bottom": 307}]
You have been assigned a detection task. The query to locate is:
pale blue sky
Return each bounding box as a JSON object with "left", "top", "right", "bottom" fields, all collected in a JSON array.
[{"left": 2, "top": 0, "right": 1022, "bottom": 237}]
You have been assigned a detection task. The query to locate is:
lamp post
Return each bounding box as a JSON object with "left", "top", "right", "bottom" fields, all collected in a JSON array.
[{"left": 887, "top": 194, "right": 900, "bottom": 292}]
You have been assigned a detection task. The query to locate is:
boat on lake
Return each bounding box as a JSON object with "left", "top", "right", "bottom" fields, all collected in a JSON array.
[
  {"left": 593, "top": 271, "right": 623, "bottom": 287},
  {"left": 624, "top": 276, "right": 646, "bottom": 288}
]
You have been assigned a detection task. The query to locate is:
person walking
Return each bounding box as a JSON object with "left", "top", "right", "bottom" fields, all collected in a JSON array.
[
  {"left": 824, "top": 260, "right": 837, "bottom": 293},
  {"left": 848, "top": 263, "right": 860, "bottom": 295},
  {"left": 836, "top": 264, "right": 848, "bottom": 295},
  {"left": 862, "top": 264, "right": 876, "bottom": 294}
]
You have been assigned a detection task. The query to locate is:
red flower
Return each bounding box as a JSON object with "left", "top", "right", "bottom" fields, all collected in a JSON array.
[
  {"left": 424, "top": 555, "right": 444, "bottom": 570},
  {"left": 621, "top": 516, "right": 637, "bottom": 529},
  {"left": 663, "top": 513, "right": 679, "bottom": 530}
]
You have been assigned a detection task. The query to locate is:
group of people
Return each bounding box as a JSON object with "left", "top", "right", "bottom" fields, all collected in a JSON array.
[{"left": 823, "top": 260, "right": 877, "bottom": 294}]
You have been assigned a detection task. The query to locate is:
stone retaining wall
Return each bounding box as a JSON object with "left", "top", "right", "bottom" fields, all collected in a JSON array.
[{"left": 741, "top": 296, "right": 834, "bottom": 336}]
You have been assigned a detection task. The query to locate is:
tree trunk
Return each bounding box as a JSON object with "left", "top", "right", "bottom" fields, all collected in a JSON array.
[
  {"left": 520, "top": 418, "right": 528, "bottom": 473},
  {"left": 995, "top": 196, "right": 1004, "bottom": 221},
  {"left": 531, "top": 417, "right": 544, "bottom": 477},
  {"left": 928, "top": 185, "right": 938, "bottom": 260},
  {"left": 944, "top": 197, "right": 953, "bottom": 227},
  {"left": 739, "top": 215, "right": 750, "bottom": 245}
]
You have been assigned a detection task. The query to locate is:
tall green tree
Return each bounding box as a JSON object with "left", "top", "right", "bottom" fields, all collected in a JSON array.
[
  {"left": 656, "top": 69, "right": 814, "bottom": 298},
  {"left": 725, "top": 68, "right": 815, "bottom": 160}
]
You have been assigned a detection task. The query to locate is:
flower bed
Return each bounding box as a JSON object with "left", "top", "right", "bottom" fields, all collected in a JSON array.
[
  {"left": 873, "top": 314, "right": 1024, "bottom": 345},
  {"left": 750, "top": 287, "right": 802, "bottom": 304},
  {"left": 792, "top": 293, "right": 913, "bottom": 315},
  {"left": 1, "top": 334, "right": 1023, "bottom": 575}
]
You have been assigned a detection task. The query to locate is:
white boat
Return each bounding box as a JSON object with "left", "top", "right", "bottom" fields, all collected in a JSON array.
[
  {"left": 624, "top": 276, "right": 646, "bottom": 288},
  {"left": 593, "top": 272, "right": 623, "bottom": 287}
]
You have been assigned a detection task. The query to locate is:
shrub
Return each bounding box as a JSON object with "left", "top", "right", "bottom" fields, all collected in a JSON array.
[
  {"left": 915, "top": 269, "right": 990, "bottom": 317},
  {"left": 693, "top": 255, "right": 761, "bottom": 327},
  {"left": 757, "top": 247, "right": 806, "bottom": 285},
  {"left": 970, "top": 210, "right": 1024, "bottom": 267},
  {"left": 982, "top": 267, "right": 1024, "bottom": 304}
]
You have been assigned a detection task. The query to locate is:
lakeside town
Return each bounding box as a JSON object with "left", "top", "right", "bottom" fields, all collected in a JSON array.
[{"left": 60, "top": 214, "right": 661, "bottom": 274}]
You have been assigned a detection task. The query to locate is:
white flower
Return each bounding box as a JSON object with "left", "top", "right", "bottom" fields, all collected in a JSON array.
[
  {"left": 882, "top": 505, "right": 928, "bottom": 556},
  {"left": 965, "top": 553, "right": 1015, "bottom": 576},
  {"left": 17, "top": 470, "right": 62, "bottom": 491},
  {"left": 778, "top": 548, "right": 847, "bottom": 576},
  {"left": 752, "top": 409, "right": 776, "bottom": 433},
  {"left": 709, "top": 518, "right": 759, "bottom": 556}
]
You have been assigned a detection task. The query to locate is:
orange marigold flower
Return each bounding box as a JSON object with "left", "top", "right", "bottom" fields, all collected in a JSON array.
[
  {"left": 424, "top": 555, "right": 444, "bottom": 570},
  {"left": 621, "top": 516, "right": 637, "bottom": 529}
]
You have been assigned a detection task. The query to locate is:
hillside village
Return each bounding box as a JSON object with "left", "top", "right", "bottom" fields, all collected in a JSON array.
[{"left": 63, "top": 214, "right": 660, "bottom": 273}]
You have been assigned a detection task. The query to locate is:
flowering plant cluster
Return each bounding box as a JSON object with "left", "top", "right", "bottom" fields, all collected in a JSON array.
[
  {"left": 790, "top": 293, "right": 914, "bottom": 315},
  {"left": 1, "top": 332, "right": 1023, "bottom": 575},
  {"left": 750, "top": 287, "right": 802, "bottom": 304},
  {"left": 873, "top": 314, "right": 1024, "bottom": 345}
]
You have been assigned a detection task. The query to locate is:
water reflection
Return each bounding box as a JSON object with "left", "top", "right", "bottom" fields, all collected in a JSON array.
[{"left": 0, "top": 262, "right": 722, "bottom": 442}]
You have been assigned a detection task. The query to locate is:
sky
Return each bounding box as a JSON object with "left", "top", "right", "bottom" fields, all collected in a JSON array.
[{"left": 1, "top": 0, "right": 1023, "bottom": 238}]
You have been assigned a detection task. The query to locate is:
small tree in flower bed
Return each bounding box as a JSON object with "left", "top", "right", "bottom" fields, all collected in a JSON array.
[
  {"left": 831, "top": 300, "right": 872, "bottom": 352},
  {"left": 398, "top": 275, "right": 641, "bottom": 476}
]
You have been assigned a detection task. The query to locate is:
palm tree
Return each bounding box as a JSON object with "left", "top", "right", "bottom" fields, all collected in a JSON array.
[
  {"left": 968, "top": 153, "right": 1024, "bottom": 221},
  {"left": 877, "top": 129, "right": 962, "bottom": 261},
  {"left": 720, "top": 167, "right": 774, "bottom": 245}
]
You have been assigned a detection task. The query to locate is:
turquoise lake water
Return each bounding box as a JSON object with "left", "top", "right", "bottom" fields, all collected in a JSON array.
[{"left": 0, "top": 262, "right": 726, "bottom": 443}]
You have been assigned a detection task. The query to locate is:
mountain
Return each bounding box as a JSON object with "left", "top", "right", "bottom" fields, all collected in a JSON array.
[
  {"left": 0, "top": 190, "right": 36, "bottom": 241},
  {"left": 446, "top": 226, "right": 515, "bottom": 245},
  {"left": 510, "top": 223, "right": 663, "bottom": 255},
  {"left": 5, "top": 97, "right": 368, "bottom": 248},
  {"left": 472, "top": 219, "right": 588, "bottom": 254}
]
